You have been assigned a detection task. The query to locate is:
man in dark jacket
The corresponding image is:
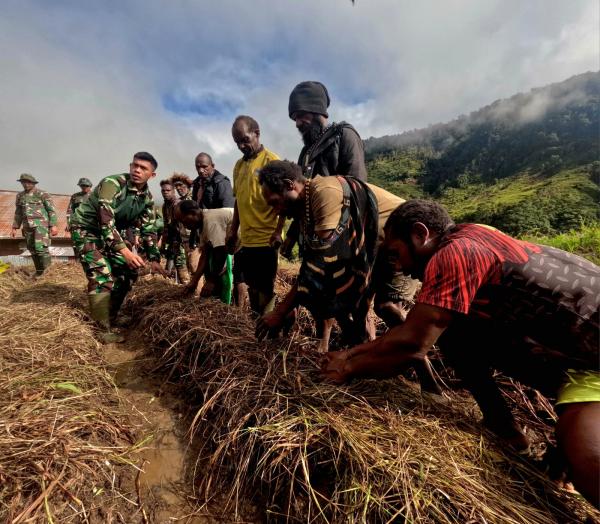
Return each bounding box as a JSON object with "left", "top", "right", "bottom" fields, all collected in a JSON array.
[
  {"left": 192, "top": 152, "right": 235, "bottom": 209},
  {"left": 289, "top": 80, "right": 367, "bottom": 181},
  {"left": 281, "top": 81, "right": 368, "bottom": 259}
]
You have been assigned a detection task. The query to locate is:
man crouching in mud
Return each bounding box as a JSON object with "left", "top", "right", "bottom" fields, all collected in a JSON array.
[{"left": 321, "top": 200, "right": 600, "bottom": 508}]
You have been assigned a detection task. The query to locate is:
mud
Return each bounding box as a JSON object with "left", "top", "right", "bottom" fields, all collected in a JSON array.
[{"left": 103, "top": 342, "right": 209, "bottom": 524}]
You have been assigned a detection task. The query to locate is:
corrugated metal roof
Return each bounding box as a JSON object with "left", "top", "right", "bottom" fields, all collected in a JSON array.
[{"left": 0, "top": 190, "right": 72, "bottom": 239}]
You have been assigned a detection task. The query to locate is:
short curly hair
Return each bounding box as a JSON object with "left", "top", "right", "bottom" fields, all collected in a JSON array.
[
  {"left": 169, "top": 172, "right": 193, "bottom": 187},
  {"left": 384, "top": 200, "right": 455, "bottom": 242},
  {"left": 258, "top": 160, "right": 304, "bottom": 193}
]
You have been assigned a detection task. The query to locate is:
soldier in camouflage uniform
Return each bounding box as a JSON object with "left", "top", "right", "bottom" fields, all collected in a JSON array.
[
  {"left": 159, "top": 179, "right": 189, "bottom": 284},
  {"left": 70, "top": 152, "right": 165, "bottom": 343},
  {"left": 11, "top": 173, "right": 58, "bottom": 276},
  {"left": 66, "top": 177, "right": 93, "bottom": 232},
  {"left": 170, "top": 173, "right": 200, "bottom": 274}
]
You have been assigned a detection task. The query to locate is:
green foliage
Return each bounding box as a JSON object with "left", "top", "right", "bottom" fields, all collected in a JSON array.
[
  {"left": 441, "top": 168, "right": 600, "bottom": 236},
  {"left": 364, "top": 72, "right": 600, "bottom": 237},
  {"left": 524, "top": 225, "right": 600, "bottom": 265},
  {"left": 365, "top": 72, "right": 600, "bottom": 194},
  {"left": 366, "top": 148, "right": 428, "bottom": 199}
]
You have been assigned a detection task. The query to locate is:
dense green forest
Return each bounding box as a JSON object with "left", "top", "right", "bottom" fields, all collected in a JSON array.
[{"left": 364, "top": 72, "right": 600, "bottom": 238}]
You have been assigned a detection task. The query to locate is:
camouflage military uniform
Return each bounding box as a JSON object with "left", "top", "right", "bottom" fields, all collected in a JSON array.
[
  {"left": 70, "top": 173, "right": 160, "bottom": 322},
  {"left": 12, "top": 188, "right": 57, "bottom": 274},
  {"left": 66, "top": 191, "right": 91, "bottom": 227}
]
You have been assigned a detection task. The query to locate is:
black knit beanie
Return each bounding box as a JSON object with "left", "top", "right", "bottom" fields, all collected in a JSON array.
[{"left": 288, "top": 81, "right": 330, "bottom": 119}]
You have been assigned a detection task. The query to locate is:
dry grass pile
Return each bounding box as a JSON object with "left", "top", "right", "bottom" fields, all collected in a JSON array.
[
  {"left": 127, "top": 277, "right": 598, "bottom": 523},
  {"left": 0, "top": 265, "right": 141, "bottom": 523}
]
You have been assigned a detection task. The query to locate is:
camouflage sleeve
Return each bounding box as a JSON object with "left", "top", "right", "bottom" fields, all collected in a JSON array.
[
  {"left": 12, "top": 194, "right": 22, "bottom": 229},
  {"left": 139, "top": 200, "right": 161, "bottom": 262},
  {"left": 66, "top": 195, "right": 75, "bottom": 221},
  {"left": 42, "top": 192, "right": 58, "bottom": 227},
  {"left": 97, "top": 178, "right": 127, "bottom": 252}
]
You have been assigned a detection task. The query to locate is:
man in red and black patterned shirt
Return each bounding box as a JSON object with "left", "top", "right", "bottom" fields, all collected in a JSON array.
[{"left": 321, "top": 200, "right": 600, "bottom": 508}]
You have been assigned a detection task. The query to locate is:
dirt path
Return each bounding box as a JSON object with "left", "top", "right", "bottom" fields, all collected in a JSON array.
[{"left": 103, "top": 340, "right": 208, "bottom": 524}]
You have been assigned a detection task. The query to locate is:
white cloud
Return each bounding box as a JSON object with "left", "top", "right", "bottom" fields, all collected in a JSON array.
[{"left": 0, "top": 0, "right": 597, "bottom": 198}]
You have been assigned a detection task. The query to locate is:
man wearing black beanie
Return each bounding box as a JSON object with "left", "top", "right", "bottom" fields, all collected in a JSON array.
[
  {"left": 288, "top": 80, "right": 367, "bottom": 181},
  {"left": 280, "top": 80, "right": 368, "bottom": 259}
]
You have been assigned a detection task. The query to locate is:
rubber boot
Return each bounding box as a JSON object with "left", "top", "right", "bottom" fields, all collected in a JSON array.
[
  {"left": 32, "top": 255, "right": 44, "bottom": 277},
  {"left": 89, "top": 293, "right": 125, "bottom": 344},
  {"left": 176, "top": 267, "right": 190, "bottom": 285},
  {"left": 109, "top": 282, "right": 132, "bottom": 328},
  {"left": 41, "top": 254, "right": 52, "bottom": 273}
]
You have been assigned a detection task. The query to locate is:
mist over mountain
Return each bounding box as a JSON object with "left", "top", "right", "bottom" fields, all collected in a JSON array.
[{"left": 364, "top": 72, "right": 600, "bottom": 236}]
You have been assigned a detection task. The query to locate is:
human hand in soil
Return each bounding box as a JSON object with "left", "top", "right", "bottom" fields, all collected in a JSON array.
[
  {"left": 120, "top": 247, "right": 145, "bottom": 269},
  {"left": 256, "top": 310, "right": 285, "bottom": 340},
  {"left": 150, "top": 261, "right": 168, "bottom": 277},
  {"left": 269, "top": 231, "right": 283, "bottom": 250},
  {"left": 200, "top": 279, "right": 216, "bottom": 298},
  {"left": 320, "top": 351, "right": 351, "bottom": 384},
  {"left": 11, "top": 227, "right": 19, "bottom": 238},
  {"left": 182, "top": 280, "right": 198, "bottom": 295}
]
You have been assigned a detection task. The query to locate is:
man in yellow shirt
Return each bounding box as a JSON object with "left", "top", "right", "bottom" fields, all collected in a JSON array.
[{"left": 226, "top": 115, "right": 283, "bottom": 314}]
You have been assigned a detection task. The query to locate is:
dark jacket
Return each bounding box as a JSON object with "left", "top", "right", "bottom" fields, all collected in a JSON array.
[
  {"left": 298, "top": 122, "right": 367, "bottom": 181},
  {"left": 192, "top": 170, "right": 235, "bottom": 209}
]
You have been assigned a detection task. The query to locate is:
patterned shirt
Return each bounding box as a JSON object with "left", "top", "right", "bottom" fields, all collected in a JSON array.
[
  {"left": 12, "top": 188, "right": 57, "bottom": 229},
  {"left": 70, "top": 173, "right": 160, "bottom": 260},
  {"left": 66, "top": 191, "right": 91, "bottom": 223},
  {"left": 418, "top": 224, "right": 600, "bottom": 369}
]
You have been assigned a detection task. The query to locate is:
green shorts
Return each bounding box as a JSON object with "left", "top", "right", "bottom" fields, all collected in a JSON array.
[{"left": 555, "top": 370, "right": 600, "bottom": 406}]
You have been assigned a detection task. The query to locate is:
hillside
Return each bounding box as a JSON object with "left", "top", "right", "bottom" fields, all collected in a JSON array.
[{"left": 365, "top": 72, "right": 600, "bottom": 236}]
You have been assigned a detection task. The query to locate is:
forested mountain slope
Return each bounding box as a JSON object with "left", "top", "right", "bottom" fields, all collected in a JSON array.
[{"left": 364, "top": 72, "right": 599, "bottom": 236}]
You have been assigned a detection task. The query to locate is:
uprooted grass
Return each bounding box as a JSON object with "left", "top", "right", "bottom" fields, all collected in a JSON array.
[
  {"left": 0, "top": 265, "right": 142, "bottom": 523},
  {"left": 126, "top": 277, "right": 599, "bottom": 523}
]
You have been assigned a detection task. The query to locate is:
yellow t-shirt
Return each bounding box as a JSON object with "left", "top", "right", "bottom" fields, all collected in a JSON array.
[
  {"left": 310, "top": 176, "right": 405, "bottom": 240},
  {"left": 233, "top": 147, "right": 280, "bottom": 247}
]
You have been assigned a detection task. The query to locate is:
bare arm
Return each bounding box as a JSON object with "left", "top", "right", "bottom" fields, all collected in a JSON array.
[
  {"left": 255, "top": 282, "right": 299, "bottom": 340},
  {"left": 321, "top": 303, "right": 454, "bottom": 383},
  {"left": 186, "top": 248, "right": 208, "bottom": 292},
  {"left": 226, "top": 201, "right": 240, "bottom": 254},
  {"left": 270, "top": 215, "right": 286, "bottom": 248}
]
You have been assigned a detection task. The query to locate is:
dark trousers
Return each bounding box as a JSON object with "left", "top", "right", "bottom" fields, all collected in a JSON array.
[
  {"left": 234, "top": 246, "right": 278, "bottom": 314},
  {"left": 438, "top": 315, "right": 568, "bottom": 427}
]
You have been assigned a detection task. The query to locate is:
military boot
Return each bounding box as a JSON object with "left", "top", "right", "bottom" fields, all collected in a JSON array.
[
  {"left": 176, "top": 267, "right": 190, "bottom": 285},
  {"left": 109, "top": 293, "right": 132, "bottom": 328},
  {"left": 32, "top": 255, "right": 44, "bottom": 276},
  {"left": 41, "top": 254, "right": 52, "bottom": 273},
  {"left": 89, "top": 293, "right": 125, "bottom": 344}
]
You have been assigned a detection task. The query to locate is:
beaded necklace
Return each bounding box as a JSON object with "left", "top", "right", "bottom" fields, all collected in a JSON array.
[{"left": 304, "top": 179, "right": 312, "bottom": 231}]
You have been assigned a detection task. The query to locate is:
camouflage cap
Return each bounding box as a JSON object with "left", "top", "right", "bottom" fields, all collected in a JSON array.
[
  {"left": 17, "top": 173, "right": 38, "bottom": 183},
  {"left": 77, "top": 177, "right": 93, "bottom": 187}
]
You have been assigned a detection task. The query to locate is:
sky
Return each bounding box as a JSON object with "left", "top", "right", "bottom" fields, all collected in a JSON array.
[{"left": 0, "top": 0, "right": 598, "bottom": 197}]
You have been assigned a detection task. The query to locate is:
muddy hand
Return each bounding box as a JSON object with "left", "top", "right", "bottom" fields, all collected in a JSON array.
[
  {"left": 320, "top": 351, "right": 350, "bottom": 384},
  {"left": 150, "top": 261, "right": 169, "bottom": 277},
  {"left": 256, "top": 311, "right": 284, "bottom": 341}
]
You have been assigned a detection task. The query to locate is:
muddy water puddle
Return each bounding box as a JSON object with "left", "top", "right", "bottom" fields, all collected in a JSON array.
[{"left": 103, "top": 343, "right": 208, "bottom": 524}]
